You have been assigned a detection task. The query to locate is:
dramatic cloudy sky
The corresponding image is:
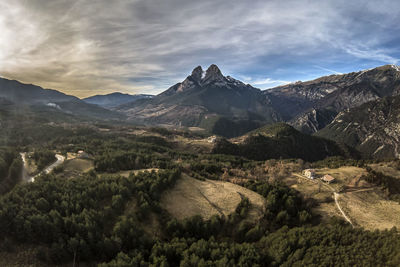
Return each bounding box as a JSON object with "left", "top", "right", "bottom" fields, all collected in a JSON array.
[{"left": 1, "top": 0, "right": 400, "bottom": 98}]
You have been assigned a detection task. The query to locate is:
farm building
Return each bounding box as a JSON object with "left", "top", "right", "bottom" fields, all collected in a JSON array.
[
  {"left": 77, "top": 150, "right": 92, "bottom": 159},
  {"left": 303, "top": 169, "right": 316, "bottom": 179},
  {"left": 322, "top": 174, "right": 335, "bottom": 184}
]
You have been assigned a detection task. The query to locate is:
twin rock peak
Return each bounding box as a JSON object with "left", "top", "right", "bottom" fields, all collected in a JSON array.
[{"left": 189, "top": 64, "right": 226, "bottom": 85}]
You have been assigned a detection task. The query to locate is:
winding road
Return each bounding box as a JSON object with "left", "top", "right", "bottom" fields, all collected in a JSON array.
[{"left": 20, "top": 153, "right": 65, "bottom": 182}]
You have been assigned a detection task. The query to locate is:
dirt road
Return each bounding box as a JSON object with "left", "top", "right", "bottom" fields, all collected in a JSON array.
[
  {"left": 334, "top": 192, "right": 354, "bottom": 226},
  {"left": 20, "top": 153, "right": 65, "bottom": 182}
]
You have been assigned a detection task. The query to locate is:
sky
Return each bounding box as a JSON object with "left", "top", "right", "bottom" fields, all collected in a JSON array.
[{"left": 1, "top": 0, "right": 400, "bottom": 98}]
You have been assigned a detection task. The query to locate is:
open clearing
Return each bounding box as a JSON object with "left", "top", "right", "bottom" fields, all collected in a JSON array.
[
  {"left": 283, "top": 165, "right": 400, "bottom": 230},
  {"left": 369, "top": 162, "right": 400, "bottom": 178},
  {"left": 110, "top": 168, "right": 160, "bottom": 178},
  {"left": 285, "top": 173, "right": 341, "bottom": 221},
  {"left": 161, "top": 174, "right": 266, "bottom": 221},
  {"left": 64, "top": 158, "right": 94, "bottom": 173},
  {"left": 338, "top": 189, "right": 400, "bottom": 230},
  {"left": 314, "top": 166, "right": 368, "bottom": 191}
]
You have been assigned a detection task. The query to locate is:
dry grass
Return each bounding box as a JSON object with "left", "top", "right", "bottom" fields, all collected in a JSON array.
[
  {"left": 314, "top": 166, "right": 368, "bottom": 191},
  {"left": 187, "top": 127, "right": 206, "bottom": 132},
  {"left": 171, "top": 135, "right": 214, "bottom": 153},
  {"left": 128, "top": 127, "right": 213, "bottom": 153},
  {"left": 113, "top": 168, "right": 160, "bottom": 178},
  {"left": 287, "top": 173, "right": 331, "bottom": 200},
  {"left": 369, "top": 162, "right": 400, "bottom": 178},
  {"left": 283, "top": 166, "right": 400, "bottom": 230},
  {"left": 64, "top": 158, "right": 94, "bottom": 173},
  {"left": 283, "top": 173, "right": 340, "bottom": 220},
  {"left": 338, "top": 189, "right": 400, "bottom": 230},
  {"left": 313, "top": 202, "right": 342, "bottom": 222},
  {"left": 161, "top": 174, "right": 265, "bottom": 221},
  {"left": 282, "top": 167, "right": 368, "bottom": 225},
  {"left": 66, "top": 152, "right": 77, "bottom": 160}
]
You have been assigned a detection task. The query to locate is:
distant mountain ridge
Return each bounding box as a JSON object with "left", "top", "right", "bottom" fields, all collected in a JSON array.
[
  {"left": 3, "top": 63, "right": 400, "bottom": 144},
  {"left": 316, "top": 95, "right": 400, "bottom": 159},
  {"left": 265, "top": 64, "right": 400, "bottom": 133},
  {"left": 0, "top": 77, "right": 122, "bottom": 121},
  {"left": 0, "top": 77, "right": 78, "bottom": 104},
  {"left": 83, "top": 92, "right": 153, "bottom": 109}
]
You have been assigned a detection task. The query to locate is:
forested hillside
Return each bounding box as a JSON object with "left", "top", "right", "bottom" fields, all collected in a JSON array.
[
  {"left": 212, "top": 123, "right": 356, "bottom": 162},
  {"left": 0, "top": 148, "right": 22, "bottom": 193},
  {"left": 0, "top": 106, "right": 399, "bottom": 266},
  {"left": 1, "top": 171, "right": 400, "bottom": 266}
]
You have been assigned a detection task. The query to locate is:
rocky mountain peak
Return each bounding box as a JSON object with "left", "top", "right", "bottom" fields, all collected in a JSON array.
[
  {"left": 190, "top": 66, "right": 203, "bottom": 82},
  {"left": 391, "top": 64, "right": 400, "bottom": 72},
  {"left": 203, "top": 64, "right": 225, "bottom": 84}
]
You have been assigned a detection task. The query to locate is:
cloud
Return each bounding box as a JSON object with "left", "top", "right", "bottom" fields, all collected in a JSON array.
[
  {"left": 0, "top": 0, "right": 399, "bottom": 97},
  {"left": 251, "top": 78, "right": 290, "bottom": 86},
  {"left": 341, "top": 45, "right": 399, "bottom": 64},
  {"left": 250, "top": 77, "right": 291, "bottom": 90},
  {"left": 314, "top": 66, "right": 343, "bottom": 75}
]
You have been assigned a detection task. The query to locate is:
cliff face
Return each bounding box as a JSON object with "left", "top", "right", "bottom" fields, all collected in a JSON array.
[
  {"left": 265, "top": 65, "right": 400, "bottom": 133},
  {"left": 316, "top": 96, "right": 400, "bottom": 159},
  {"left": 290, "top": 108, "right": 337, "bottom": 134}
]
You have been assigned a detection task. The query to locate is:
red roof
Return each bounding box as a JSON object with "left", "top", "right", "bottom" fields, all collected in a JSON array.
[{"left": 322, "top": 175, "right": 335, "bottom": 182}]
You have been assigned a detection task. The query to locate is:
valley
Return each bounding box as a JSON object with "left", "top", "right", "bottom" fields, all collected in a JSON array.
[
  {"left": 2, "top": 1, "right": 400, "bottom": 265},
  {"left": 2, "top": 64, "right": 400, "bottom": 266}
]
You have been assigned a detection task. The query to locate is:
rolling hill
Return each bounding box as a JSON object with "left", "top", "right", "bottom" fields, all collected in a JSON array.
[{"left": 212, "top": 123, "right": 357, "bottom": 162}]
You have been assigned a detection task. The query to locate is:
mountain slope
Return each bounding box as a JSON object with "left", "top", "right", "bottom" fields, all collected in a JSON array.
[
  {"left": 0, "top": 77, "right": 123, "bottom": 121},
  {"left": 83, "top": 92, "right": 153, "bottom": 109},
  {"left": 0, "top": 77, "right": 78, "bottom": 104},
  {"left": 265, "top": 65, "right": 400, "bottom": 133},
  {"left": 118, "top": 65, "right": 280, "bottom": 136},
  {"left": 316, "top": 95, "right": 400, "bottom": 159}
]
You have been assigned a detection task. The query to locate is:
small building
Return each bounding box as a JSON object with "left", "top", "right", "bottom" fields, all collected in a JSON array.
[
  {"left": 77, "top": 150, "right": 91, "bottom": 159},
  {"left": 303, "top": 169, "right": 316, "bottom": 179},
  {"left": 322, "top": 174, "right": 335, "bottom": 184},
  {"left": 208, "top": 136, "right": 217, "bottom": 143}
]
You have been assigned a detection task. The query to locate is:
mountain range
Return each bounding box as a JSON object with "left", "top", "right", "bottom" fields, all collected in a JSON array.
[
  {"left": 116, "top": 64, "right": 400, "bottom": 139},
  {"left": 0, "top": 78, "right": 77, "bottom": 104},
  {"left": 83, "top": 92, "right": 153, "bottom": 109},
  {"left": 316, "top": 95, "right": 400, "bottom": 159},
  {"left": 266, "top": 64, "right": 400, "bottom": 133},
  {"left": 2, "top": 64, "right": 400, "bottom": 158},
  {"left": 0, "top": 77, "right": 123, "bottom": 121}
]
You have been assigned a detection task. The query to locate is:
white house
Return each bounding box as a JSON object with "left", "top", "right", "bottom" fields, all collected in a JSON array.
[{"left": 303, "top": 169, "right": 316, "bottom": 179}]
